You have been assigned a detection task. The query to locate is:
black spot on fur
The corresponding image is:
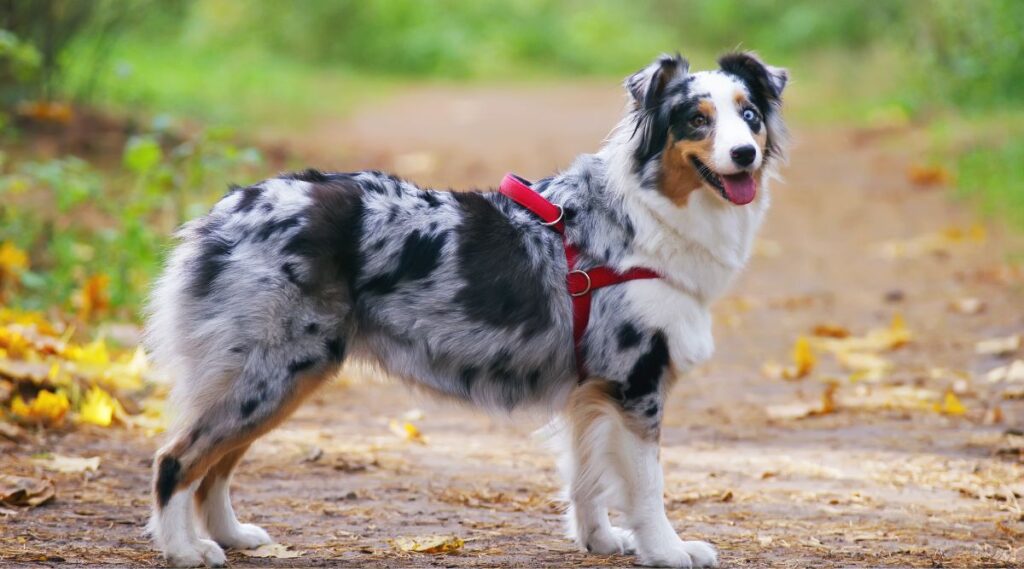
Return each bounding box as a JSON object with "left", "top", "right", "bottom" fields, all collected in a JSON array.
[
  {"left": 421, "top": 192, "right": 441, "bottom": 208},
  {"left": 234, "top": 185, "right": 263, "bottom": 213},
  {"left": 325, "top": 337, "right": 345, "bottom": 361},
  {"left": 155, "top": 456, "right": 181, "bottom": 509},
  {"left": 645, "top": 402, "right": 659, "bottom": 417},
  {"left": 621, "top": 331, "right": 669, "bottom": 401},
  {"left": 189, "top": 221, "right": 233, "bottom": 298},
  {"left": 387, "top": 205, "right": 400, "bottom": 223},
  {"left": 260, "top": 202, "right": 273, "bottom": 213},
  {"left": 459, "top": 366, "right": 478, "bottom": 393},
  {"left": 617, "top": 323, "right": 643, "bottom": 350},
  {"left": 229, "top": 345, "right": 246, "bottom": 354},
  {"left": 283, "top": 169, "right": 328, "bottom": 183},
  {"left": 360, "top": 230, "right": 448, "bottom": 295},
  {"left": 288, "top": 358, "right": 318, "bottom": 374},
  {"left": 240, "top": 398, "right": 259, "bottom": 418},
  {"left": 282, "top": 262, "right": 303, "bottom": 288},
  {"left": 718, "top": 52, "right": 786, "bottom": 158},
  {"left": 452, "top": 193, "right": 553, "bottom": 335},
  {"left": 282, "top": 179, "right": 365, "bottom": 295},
  {"left": 188, "top": 426, "right": 206, "bottom": 445},
  {"left": 255, "top": 215, "right": 301, "bottom": 242},
  {"left": 304, "top": 322, "right": 319, "bottom": 334}
]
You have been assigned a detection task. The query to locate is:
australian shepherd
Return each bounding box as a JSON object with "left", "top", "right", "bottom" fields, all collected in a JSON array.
[{"left": 146, "top": 51, "right": 788, "bottom": 568}]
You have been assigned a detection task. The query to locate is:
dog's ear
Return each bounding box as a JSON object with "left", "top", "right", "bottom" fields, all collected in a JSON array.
[
  {"left": 625, "top": 53, "right": 689, "bottom": 109},
  {"left": 717, "top": 51, "right": 788, "bottom": 105}
]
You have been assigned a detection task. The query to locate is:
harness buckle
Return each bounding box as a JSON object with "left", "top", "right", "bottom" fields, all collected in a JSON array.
[
  {"left": 539, "top": 204, "right": 564, "bottom": 227},
  {"left": 568, "top": 270, "right": 592, "bottom": 297}
]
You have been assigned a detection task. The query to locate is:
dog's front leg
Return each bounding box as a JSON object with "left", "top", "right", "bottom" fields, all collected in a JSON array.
[{"left": 614, "top": 420, "right": 717, "bottom": 568}]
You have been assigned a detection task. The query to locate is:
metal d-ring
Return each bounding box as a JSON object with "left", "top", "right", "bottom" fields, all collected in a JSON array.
[
  {"left": 540, "top": 204, "right": 564, "bottom": 227},
  {"left": 568, "top": 270, "right": 592, "bottom": 297}
]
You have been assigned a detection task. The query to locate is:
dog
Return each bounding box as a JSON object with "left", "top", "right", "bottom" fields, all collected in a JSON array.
[{"left": 145, "top": 51, "right": 788, "bottom": 568}]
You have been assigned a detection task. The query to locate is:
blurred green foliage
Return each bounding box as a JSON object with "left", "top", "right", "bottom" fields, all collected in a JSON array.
[
  {"left": 0, "top": 0, "right": 1021, "bottom": 319},
  {"left": 0, "top": 126, "right": 262, "bottom": 316}
]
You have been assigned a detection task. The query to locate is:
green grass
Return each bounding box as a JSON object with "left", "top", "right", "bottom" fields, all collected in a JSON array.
[{"left": 62, "top": 39, "right": 401, "bottom": 131}]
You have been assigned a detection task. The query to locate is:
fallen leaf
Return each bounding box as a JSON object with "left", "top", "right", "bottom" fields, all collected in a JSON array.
[
  {"left": 77, "top": 385, "right": 122, "bottom": 427},
  {"left": 11, "top": 389, "right": 70, "bottom": 425},
  {"left": 239, "top": 543, "right": 303, "bottom": 559},
  {"left": 73, "top": 275, "right": 110, "bottom": 322},
  {"left": 33, "top": 454, "right": 100, "bottom": 473},
  {"left": 906, "top": 164, "right": 950, "bottom": 187},
  {"left": 763, "top": 337, "right": 816, "bottom": 380},
  {"left": 975, "top": 334, "right": 1021, "bottom": 357},
  {"left": 765, "top": 385, "right": 836, "bottom": 420},
  {"left": 934, "top": 390, "right": 966, "bottom": 416},
  {"left": 391, "top": 535, "right": 464, "bottom": 554},
  {"left": 0, "top": 474, "right": 55, "bottom": 507},
  {"left": 986, "top": 360, "right": 1024, "bottom": 383},
  {"left": 389, "top": 420, "right": 427, "bottom": 444},
  {"left": 811, "top": 324, "right": 850, "bottom": 338},
  {"left": 948, "top": 297, "right": 985, "bottom": 315}
]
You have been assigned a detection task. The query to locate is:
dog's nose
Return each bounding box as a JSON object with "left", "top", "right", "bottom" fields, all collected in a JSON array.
[{"left": 730, "top": 145, "right": 756, "bottom": 168}]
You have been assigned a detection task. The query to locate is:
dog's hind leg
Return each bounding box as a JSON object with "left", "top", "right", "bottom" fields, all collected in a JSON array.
[
  {"left": 559, "top": 380, "right": 637, "bottom": 556},
  {"left": 194, "top": 444, "right": 272, "bottom": 550},
  {"left": 150, "top": 342, "right": 345, "bottom": 567}
]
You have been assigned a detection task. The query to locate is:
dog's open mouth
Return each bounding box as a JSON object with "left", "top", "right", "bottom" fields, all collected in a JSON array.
[{"left": 689, "top": 156, "right": 757, "bottom": 205}]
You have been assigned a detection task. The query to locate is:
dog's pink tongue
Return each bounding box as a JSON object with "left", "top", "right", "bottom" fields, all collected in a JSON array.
[{"left": 721, "top": 173, "right": 756, "bottom": 205}]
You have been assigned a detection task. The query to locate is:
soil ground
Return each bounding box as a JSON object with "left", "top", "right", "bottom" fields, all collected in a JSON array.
[{"left": 4, "top": 83, "right": 1024, "bottom": 568}]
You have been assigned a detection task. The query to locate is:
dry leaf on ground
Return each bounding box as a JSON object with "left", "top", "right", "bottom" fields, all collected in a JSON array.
[
  {"left": 906, "top": 164, "right": 950, "bottom": 187},
  {"left": 0, "top": 474, "right": 55, "bottom": 508},
  {"left": 986, "top": 360, "right": 1024, "bottom": 383},
  {"left": 389, "top": 419, "right": 427, "bottom": 444},
  {"left": 766, "top": 383, "right": 837, "bottom": 420},
  {"left": 976, "top": 334, "right": 1021, "bottom": 357},
  {"left": 239, "top": 543, "right": 303, "bottom": 559},
  {"left": 934, "top": 390, "right": 967, "bottom": 416},
  {"left": 33, "top": 454, "right": 100, "bottom": 473},
  {"left": 762, "top": 336, "right": 816, "bottom": 380},
  {"left": 391, "top": 535, "right": 464, "bottom": 554},
  {"left": 949, "top": 297, "right": 985, "bottom": 315}
]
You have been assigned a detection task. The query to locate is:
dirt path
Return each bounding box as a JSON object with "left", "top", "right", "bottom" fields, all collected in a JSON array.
[{"left": 5, "top": 83, "right": 1024, "bottom": 568}]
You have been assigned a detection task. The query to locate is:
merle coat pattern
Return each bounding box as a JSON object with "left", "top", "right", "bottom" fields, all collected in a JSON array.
[{"left": 147, "top": 51, "right": 788, "bottom": 568}]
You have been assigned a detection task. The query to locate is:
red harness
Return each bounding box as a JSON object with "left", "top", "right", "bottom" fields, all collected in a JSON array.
[{"left": 498, "top": 174, "right": 660, "bottom": 379}]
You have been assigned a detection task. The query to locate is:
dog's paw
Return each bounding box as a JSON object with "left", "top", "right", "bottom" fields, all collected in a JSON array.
[
  {"left": 165, "top": 538, "right": 227, "bottom": 568},
  {"left": 583, "top": 526, "right": 636, "bottom": 555},
  {"left": 636, "top": 538, "right": 717, "bottom": 568},
  {"left": 609, "top": 526, "right": 637, "bottom": 555},
  {"left": 212, "top": 523, "right": 273, "bottom": 550}
]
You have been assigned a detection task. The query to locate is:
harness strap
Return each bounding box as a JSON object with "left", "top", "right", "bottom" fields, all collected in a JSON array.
[{"left": 498, "top": 173, "right": 660, "bottom": 380}]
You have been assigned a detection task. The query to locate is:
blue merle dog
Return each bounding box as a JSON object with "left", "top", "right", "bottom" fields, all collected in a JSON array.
[{"left": 147, "top": 51, "right": 788, "bottom": 568}]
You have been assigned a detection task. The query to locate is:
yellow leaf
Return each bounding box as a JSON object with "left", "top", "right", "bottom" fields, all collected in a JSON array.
[
  {"left": 11, "top": 389, "right": 70, "bottom": 425},
  {"left": 0, "top": 241, "right": 28, "bottom": 273},
  {"left": 791, "top": 336, "right": 815, "bottom": 377},
  {"left": 391, "top": 535, "right": 464, "bottom": 554},
  {"left": 78, "top": 385, "right": 122, "bottom": 427},
  {"left": 389, "top": 419, "right": 427, "bottom": 444},
  {"left": 73, "top": 274, "right": 110, "bottom": 322},
  {"left": 63, "top": 338, "right": 110, "bottom": 366},
  {"left": 935, "top": 390, "right": 966, "bottom": 416}
]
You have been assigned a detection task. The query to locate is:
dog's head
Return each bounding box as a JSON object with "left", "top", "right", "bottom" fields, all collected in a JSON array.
[{"left": 626, "top": 52, "right": 788, "bottom": 206}]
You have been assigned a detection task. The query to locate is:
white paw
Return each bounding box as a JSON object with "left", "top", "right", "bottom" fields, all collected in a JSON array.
[
  {"left": 165, "top": 538, "right": 226, "bottom": 568},
  {"left": 212, "top": 523, "right": 273, "bottom": 550},
  {"left": 680, "top": 541, "right": 718, "bottom": 568},
  {"left": 610, "top": 526, "right": 637, "bottom": 555},
  {"left": 583, "top": 525, "right": 636, "bottom": 555},
  {"left": 637, "top": 538, "right": 718, "bottom": 568}
]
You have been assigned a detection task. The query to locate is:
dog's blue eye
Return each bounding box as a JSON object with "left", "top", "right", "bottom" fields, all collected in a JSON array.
[{"left": 742, "top": 109, "right": 758, "bottom": 122}]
